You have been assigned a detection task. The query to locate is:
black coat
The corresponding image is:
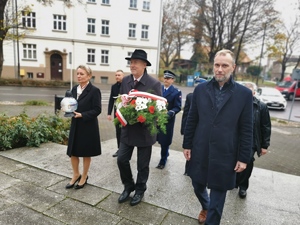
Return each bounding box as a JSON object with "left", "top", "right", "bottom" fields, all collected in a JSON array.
[
  {"left": 66, "top": 83, "right": 102, "bottom": 157},
  {"left": 183, "top": 77, "right": 253, "bottom": 190},
  {"left": 157, "top": 85, "right": 182, "bottom": 146},
  {"left": 180, "top": 92, "right": 193, "bottom": 135},
  {"left": 253, "top": 97, "right": 271, "bottom": 156},
  {"left": 120, "top": 72, "right": 161, "bottom": 147},
  {"left": 107, "top": 82, "right": 121, "bottom": 117}
]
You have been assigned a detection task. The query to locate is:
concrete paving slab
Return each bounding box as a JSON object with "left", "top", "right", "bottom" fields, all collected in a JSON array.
[
  {"left": 0, "top": 182, "right": 65, "bottom": 212},
  {"left": 48, "top": 180, "right": 112, "bottom": 206},
  {"left": 9, "top": 167, "right": 66, "bottom": 188},
  {"left": 97, "top": 192, "right": 169, "bottom": 224},
  {"left": 44, "top": 198, "right": 121, "bottom": 225},
  {"left": 0, "top": 156, "right": 28, "bottom": 174},
  {"left": 0, "top": 203, "right": 65, "bottom": 225},
  {"left": 0, "top": 173, "right": 21, "bottom": 192}
]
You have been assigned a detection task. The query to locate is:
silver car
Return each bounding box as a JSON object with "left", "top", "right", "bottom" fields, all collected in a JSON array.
[{"left": 256, "top": 87, "right": 287, "bottom": 110}]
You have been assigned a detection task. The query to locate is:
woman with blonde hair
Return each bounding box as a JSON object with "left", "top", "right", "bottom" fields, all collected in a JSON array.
[{"left": 65, "top": 65, "right": 102, "bottom": 189}]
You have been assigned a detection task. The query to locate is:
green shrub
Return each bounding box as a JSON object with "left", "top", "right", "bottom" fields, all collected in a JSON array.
[{"left": 0, "top": 112, "right": 70, "bottom": 151}]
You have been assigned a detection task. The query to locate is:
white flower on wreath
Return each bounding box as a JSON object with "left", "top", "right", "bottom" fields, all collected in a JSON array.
[
  {"left": 156, "top": 100, "right": 166, "bottom": 111},
  {"left": 135, "top": 97, "right": 150, "bottom": 111}
]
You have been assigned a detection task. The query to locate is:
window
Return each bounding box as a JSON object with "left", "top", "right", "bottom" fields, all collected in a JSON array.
[
  {"left": 87, "top": 18, "right": 96, "bottom": 34},
  {"left": 23, "top": 44, "right": 37, "bottom": 59},
  {"left": 143, "top": 1, "right": 150, "bottom": 10},
  {"left": 22, "top": 11, "right": 36, "bottom": 28},
  {"left": 87, "top": 0, "right": 96, "bottom": 3},
  {"left": 101, "top": 20, "right": 109, "bottom": 35},
  {"left": 127, "top": 52, "right": 133, "bottom": 65},
  {"left": 102, "top": 0, "right": 110, "bottom": 4},
  {"left": 87, "top": 49, "right": 96, "bottom": 63},
  {"left": 27, "top": 72, "right": 33, "bottom": 79},
  {"left": 53, "top": 15, "right": 67, "bottom": 31},
  {"left": 130, "top": 0, "right": 137, "bottom": 8},
  {"left": 141, "top": 25, "right": 149, "bottom": 39},
  {"left": 128, "top": 23, "right": 136, "bottom": 38},
  {"left": 101, "top": 50, "right": 109, "bottom": 64}
]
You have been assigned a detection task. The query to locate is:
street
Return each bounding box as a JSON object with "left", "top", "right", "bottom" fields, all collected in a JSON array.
[{"left": 0, "top": 84, "right": 300, "bottom": 122}]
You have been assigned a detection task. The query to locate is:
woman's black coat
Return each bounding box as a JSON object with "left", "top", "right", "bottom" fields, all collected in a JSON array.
[{"left": 66, "top": 82, "right": 102, "bottom": 157}]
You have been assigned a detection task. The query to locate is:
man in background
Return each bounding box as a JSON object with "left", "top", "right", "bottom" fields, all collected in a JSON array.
[
  {"left": 236, "top": 83, "right": 271, "bottom": 198},
  {"left": 107, "top": 70, "right": 124, "bottom": 157},
  {"left": 156, "top": 70, "right": 182, "bottom": 169}
]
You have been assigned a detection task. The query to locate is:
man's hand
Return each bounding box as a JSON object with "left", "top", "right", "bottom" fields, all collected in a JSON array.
[
  {"left": 107, "top": 115, "right": 112, "bottom": 121},
  {"left": 183, "top": 149, "right": 191, "bottom": 161},
  {"left": 260, "top": 148, "right": 267, "bottom": 156},
  {"left": 234, "top": 161, "right": 247, "bottom": 173}
]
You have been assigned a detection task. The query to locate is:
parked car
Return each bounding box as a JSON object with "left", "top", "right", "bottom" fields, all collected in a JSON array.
[
  {"left": 194, "top": 77, "right": 207, "bottom": 84},
  {"left": 275, "top": 80, "right": 300, "bottom": 101},
  {"left": 256, "top": 87, "right": 287, "bottom": 110}
]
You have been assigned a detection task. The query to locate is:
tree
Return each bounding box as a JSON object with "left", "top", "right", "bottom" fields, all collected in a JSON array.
[
  {"left": 246, "top": 65, "right": 262, "bottom": 77},
  {"left": 267, "top": 18, "right": 300, "bottom": 81},
  {"left": 160, "top": 0, "right": 193, "bottom": 68},
  {"left": 0, "top": 0, "right": 82, "bottom": 78},
  {"left": 191, "top": 0, "right": 278, "bottom": 75}
]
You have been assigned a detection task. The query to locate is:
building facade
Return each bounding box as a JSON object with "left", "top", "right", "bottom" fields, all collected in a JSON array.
[{"left": 3, "top": 0, "right": 163, "bottom": 84}]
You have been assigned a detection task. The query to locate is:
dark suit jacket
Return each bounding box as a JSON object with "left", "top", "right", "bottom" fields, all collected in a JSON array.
[
  {"left": 157, "top": 85, "right": 182, "bottom": 146},
  {"left": 107, "top": 82, "right": 121, "bottom": 117},
  {"left": 120, "top": 72, "right": 161, "bottom": 147},
  {"left": 67, "top": 82, "right": 102, "bottom": 157},
  {"left": 183, "top": 77, "right": 253, "bottom": 190}
]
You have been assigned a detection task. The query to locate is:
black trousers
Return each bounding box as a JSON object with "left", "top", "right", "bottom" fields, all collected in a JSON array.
[
  {"left": 117, "top": 142, "right": 152, "bottom": 194},
  {"left": 115, "top": 124, "right": 121, "bottom": 149},
  {"left": 236, "top": 157, "right": 255, "bottom": 190}
]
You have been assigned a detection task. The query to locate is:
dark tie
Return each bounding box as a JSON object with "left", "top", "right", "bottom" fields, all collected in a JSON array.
[{"left": 134, "top": 80, "right": 138, "bottom": 87}]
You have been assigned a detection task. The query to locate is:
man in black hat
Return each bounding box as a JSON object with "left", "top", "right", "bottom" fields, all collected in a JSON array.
[
  {"left": 117, "top": 49, "right": 162, "bottom": 206},
  {"left": 156, "top": 70, "right": 182, "bottom": 169}
]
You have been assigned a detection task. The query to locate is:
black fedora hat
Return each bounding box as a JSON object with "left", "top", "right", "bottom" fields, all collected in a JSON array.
[{"left": 125, "top": 49, "right": 151, "bottom": 66}]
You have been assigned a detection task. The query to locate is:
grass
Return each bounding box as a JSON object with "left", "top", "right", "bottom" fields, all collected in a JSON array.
[{"left": 24, "top": 100, "right": 49, "bottom": 106}]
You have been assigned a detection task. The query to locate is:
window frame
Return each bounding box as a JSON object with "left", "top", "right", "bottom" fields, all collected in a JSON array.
[
  {"left": 128, "top": 23, "right": 136, "bottom": 38},
  {"left": 141, "top": 24, "right": 149, "bottom": 39},
  {"left": 87, "top": 48, "right": 96, "bottom": 63},
  {"left": 53, "top": 14, "right": 67, "bottom": 31},
  {"left": 22, "top": 11, "right": 36, "bottom": 28},
  {"left": 23, "top": 44, "right": 37, "bottom": 60},
  {"left": 101, "top": 50, "right": 109, "bottom": 64},
  {"left": 101, "top": 20, "right": 110, "bottom": 35},
  {"left": 87, "top": 18, "right": 96, "bottom": 34},
  {"left": 129, "top": 0, "right": 137, "bottom": 8},
  {"left": 142, "top": 1, "right": 150, "bottom": 10}
]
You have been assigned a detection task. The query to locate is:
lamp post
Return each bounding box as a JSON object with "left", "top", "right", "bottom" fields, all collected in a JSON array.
[{"left": 15, "top": 0, "right": 20, "bottom": 78}]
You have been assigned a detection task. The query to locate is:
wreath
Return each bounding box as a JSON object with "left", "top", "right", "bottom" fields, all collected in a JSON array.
[{"left": 114, "top": 90, "right": 169, "bottom": 135}]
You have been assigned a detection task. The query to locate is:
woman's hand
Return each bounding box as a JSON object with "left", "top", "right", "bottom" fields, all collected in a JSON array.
[{"left": 73, "top": 111, "right": 82, "bottom": 118}]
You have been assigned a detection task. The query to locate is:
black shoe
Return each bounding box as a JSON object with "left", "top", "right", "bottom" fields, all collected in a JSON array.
[
  {"left": 118, "top": 188, "right": 135, "bottom": 203},
  {"left": 74, "top": 176, "right": 88, "bottom": 189},
  {"left": 112, "top": 150, "right": 119, "bottom": 157},
  {"left": 130, "top": 193, "right": 144, "bottom": 206},
  {"left": 238, "top": 189, "right": 247, "bottom": 198},
  {"left": 156, "top": 164, "right": 165, "bottom": 169},
  {"left": 65, "top": 175, "right": 81, "bottom": 189}
]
